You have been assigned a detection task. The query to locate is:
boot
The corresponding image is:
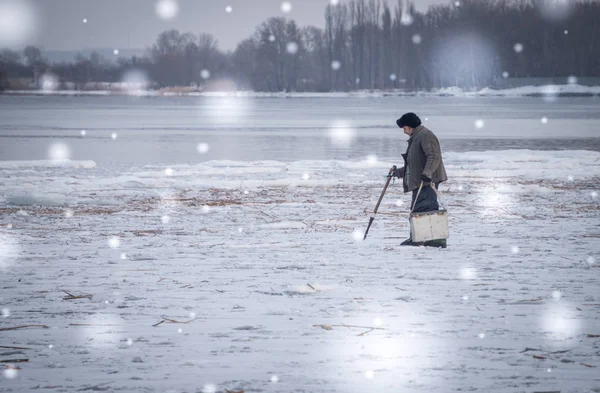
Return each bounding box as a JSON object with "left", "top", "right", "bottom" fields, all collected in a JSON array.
[
  {"left": 400, "top": 238, "right": 413, "bottom": 246},
  {"left": 400, "top": 238, "right": 425, "bottom": 247},
  {"left": 423, "top": 239, "right": 447, "bottom": 248}
]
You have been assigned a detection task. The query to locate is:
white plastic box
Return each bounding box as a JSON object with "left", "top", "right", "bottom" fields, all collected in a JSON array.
[{"left": 410, "top": 210, "right": 449, "bottom": 242}]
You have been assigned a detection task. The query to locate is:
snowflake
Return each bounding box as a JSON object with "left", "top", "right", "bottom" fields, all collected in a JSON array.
[
  {"left": 64, "top": 209, "right": 73, "bottom": 218},
  {"left": 127, "top": 338, "right": 133, "bottom": 346},
  {"left": 161, "top": 215, "right": 170, "bottom": 224},
  {"left": 2, "top": 308, "right": 9, "bottom": 318},
  {"left": 551, "top": 290, "right": 562, "bottom": 300},
  {"left": 567, "top": 75, "right": 577, "bottom": 85},
  {"left": 281, "top": 2, "right": 292, "bottom": 13},
  {"left": 511, "top": 245, "right": 519, "bottom": 254},
  {"left": 269, "top": 34, "right": 276, "bottom": 42},
  {"left": 352, "top": 229, "right": 363, "bottom": 243},
  {"left": 366, "top": 155, "right": 377, "bottom": 166},
  {"left": 201, "top": 69, "right": 210, "bottom": 79},
  {"left": 108, "top": 237, "right": 120, "bottom": 249},
  {"left": 502, "top": 71, "right": 509, "bottom": 78},
  {"left": 459, "top": 267, "right": 477, "bottom": 280},
  {"left": 541, "top": 117, "right": 548, "bottom": 124},
  {"left": 111, "top": 132, "right": 118, "bottom": 140},
  {"left": 270, "top": 375, "right": 279, "bottom": 383},
  {"left": 331, "top": 60, "right": 341, "bottom": 70},
  {"left": 389, "top": 73, "right": 397, "bottom": 81},
  {"left": 286, "top": 42, "right": 299, "bottom": 54},
  {"left": 475, "top": 119, "right": 485, "bottom": 129},
  {"left": 513, "top": 43, "right": 523, "bottom": 53},
  {"left": 80, "top": 130, "right": 86, "bottom": 137},
  {"left": 156, "top": 0, "right": 179, "bottom": 20},
  {"left": 83, "top": 18, "right": 88, "bottom": 24},
  {"left": 412, "top": 34, "right": 422, "bottom": 44},
  {"left": 329, "top": 120, "right": 356, "bottom": 147},
  {"left": 365, "top": 370, "right": 375, "bottom": 379},
  {"left": 302, "top": 173, "right": 310, "bottom": 180},
  {"left": 197, "top": 143, "right": 210, "bottom": 154},
  {"left": 164, "top": 168, "right": 174, "bottom": 176},
  {"left": 0, "top": 0, "right": 37, "bottom": 47},
  {"left": 48, "top": 143, "right": 70, "bottom": 162},
  {"left": 113, "top": 49, "right": 120, "bottom": 56},
  {"left": 120, "top": 253, "right": 127, "bottom": 260},
  {"left": 225, "top": 5, "right": 232, "bottom": 13},
  {"left": 330, "top": 0, "right": 340, "bottom": 5},
  {"left": 373, "top": 317, "right": 383, "bottom": 326},
  {"left": 202, "top": 205, "right": 210, "bottom": 214},
  {"left": 41, "top": 73, "right": 58, "bottom": 91},
  {"left": 3, "top": 368, "right": 18, "bottom": 379},
  {"left": 202, "top": 384, "right": 217, "bottom": 393},
  {"left": 478, "top": 333, "right": 485, "bottom": 339}
]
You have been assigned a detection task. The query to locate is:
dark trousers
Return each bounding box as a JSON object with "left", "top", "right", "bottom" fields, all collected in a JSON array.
[{"left": 411, "top": 185, "right": 439, "bottom": 213}]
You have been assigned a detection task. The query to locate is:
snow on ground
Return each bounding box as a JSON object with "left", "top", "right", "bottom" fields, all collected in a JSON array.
[
  {"left": 1, "top": 151, "right": 599, "bottom": 392},
  {"left": 4, "top": 84, "right": 600, "bottom": 98}
]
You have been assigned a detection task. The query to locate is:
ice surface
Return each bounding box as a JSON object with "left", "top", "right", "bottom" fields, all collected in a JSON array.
[{"left": 0, "top": 96, "right": 599, "bottom": 392}]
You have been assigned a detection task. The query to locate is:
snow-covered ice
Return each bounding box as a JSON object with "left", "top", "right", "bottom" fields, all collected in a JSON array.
[{"left": 0, "top": 149, "right": 599, "bottom": 392}]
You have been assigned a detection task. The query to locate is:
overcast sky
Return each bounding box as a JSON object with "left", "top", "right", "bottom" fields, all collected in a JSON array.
[{"left": 27, "top": 0, "right": 447, "bottom": 52}]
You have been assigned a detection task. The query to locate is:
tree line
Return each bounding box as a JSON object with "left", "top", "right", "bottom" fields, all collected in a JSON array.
[{"left": 1, "top": 0, "right": 599, "bottom": 92}]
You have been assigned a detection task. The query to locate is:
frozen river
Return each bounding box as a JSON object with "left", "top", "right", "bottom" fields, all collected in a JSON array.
[
  {"left": 0, "top": 95, "right": 599, "bottom": 167},
  {"left": 1, "top": 95, "right": 599, "bottom": 392}
]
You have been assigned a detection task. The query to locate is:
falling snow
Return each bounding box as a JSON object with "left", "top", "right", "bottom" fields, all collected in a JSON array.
[
  {"left": 514, "top": 43, "right": 523, "bottom": 53},
  {"left": 108, "top": 237, "right": 120, "bottom": 249},
  {"left": 286, "top": 42, "right": 299, "bottom": 54},
  {"left": 331, "top": 60, "right": 341, "bottom": 70},
  {"left": 412, "top": 34, "right": 422, "bottom": 44},
  {"left": 3, "top": 368, "right": 18, "bottom": 379},
  {"left": 281, "top": 2, "right": 292, "bottom": 13},
  {"left": 156, "top": 0, "right": 179, "bottom": 20},
  {"left": 197, "top": 143, "right": 210, "bottom": 154},
  {"left": 475, "top": 119, "right": 485, "bottom": 129},
  {"left": 48, "top": 143, "right": 70, "bottom": 162},
  {"left": 225, "top": 5, "right": 232, "bottom": 13}
]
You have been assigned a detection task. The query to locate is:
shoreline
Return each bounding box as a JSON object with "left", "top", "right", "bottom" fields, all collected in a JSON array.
[{"left": 2, "top": 84, "right": 600, "bottom": 98}]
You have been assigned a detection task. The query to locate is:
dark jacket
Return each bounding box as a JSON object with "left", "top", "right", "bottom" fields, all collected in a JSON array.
[{"left": 397, "top": 125, "right": 447, "bottom": 192}]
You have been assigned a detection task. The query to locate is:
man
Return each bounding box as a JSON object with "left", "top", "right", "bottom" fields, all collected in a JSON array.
[{"left": 393, "top": 112, "right": 448, "bottom": 248}]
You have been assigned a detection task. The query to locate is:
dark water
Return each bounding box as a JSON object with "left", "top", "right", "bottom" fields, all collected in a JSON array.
[{"left": 0, "top": 95, "right": 599, "bottom": 165}]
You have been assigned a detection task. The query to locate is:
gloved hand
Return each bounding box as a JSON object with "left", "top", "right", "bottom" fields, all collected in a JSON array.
[
  {"left": 390, "top": 166, "right": 404, "bottom": 179},
  {"left": 421, "top": 174, "right": 432, "bottom": 183}
]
